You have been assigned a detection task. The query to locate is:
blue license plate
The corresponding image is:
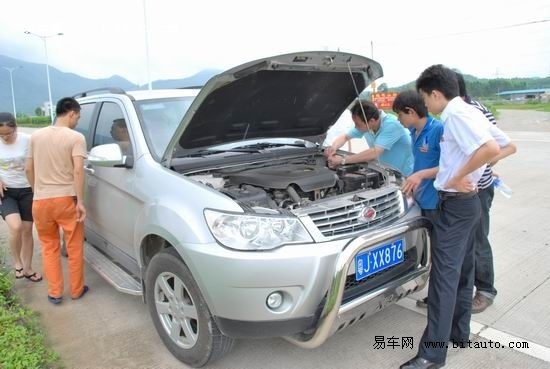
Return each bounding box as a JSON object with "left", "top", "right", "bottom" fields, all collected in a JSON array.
[{"left": 355, "top": 239, "right": 404, "bottom": 281}]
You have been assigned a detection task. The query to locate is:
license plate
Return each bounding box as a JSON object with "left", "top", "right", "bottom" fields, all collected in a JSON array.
[{"left": 355, "top": 239, "right": 404, "bottom": 281}]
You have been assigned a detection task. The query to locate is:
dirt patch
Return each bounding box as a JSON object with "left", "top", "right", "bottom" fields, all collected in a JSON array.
[{"left": 496, "top": 109, "right": 550, "bottom": 132}]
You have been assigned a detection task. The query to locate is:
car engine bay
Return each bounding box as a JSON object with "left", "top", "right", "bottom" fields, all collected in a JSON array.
[{"left": 188, "top": 154, "right": 392, "bottom": 211}]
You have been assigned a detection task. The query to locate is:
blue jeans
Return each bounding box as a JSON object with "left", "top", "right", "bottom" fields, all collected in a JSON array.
[
  {"left": 418, "top": 194, "right": 481, "bottom": 364},
  {"left": 474, "top": 185, "right": 497, "bottom": 299}
]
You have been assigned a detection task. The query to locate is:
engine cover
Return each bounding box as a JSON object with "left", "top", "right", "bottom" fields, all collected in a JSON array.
[{"left": 226, "top": 163, "right": 338, "bottom": 192}]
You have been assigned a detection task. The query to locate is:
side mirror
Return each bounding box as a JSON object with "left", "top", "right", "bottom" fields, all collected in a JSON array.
[{"left": 88, "top": 144, "right": 126, "bottom": 167}]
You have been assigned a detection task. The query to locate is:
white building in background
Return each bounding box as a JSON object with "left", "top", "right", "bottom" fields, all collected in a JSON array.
[{"left": 41, "top": 101, "right": 51, "bottom": 116}]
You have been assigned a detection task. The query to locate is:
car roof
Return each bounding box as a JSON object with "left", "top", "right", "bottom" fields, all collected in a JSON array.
[
  {"left": 126, "top": 89, "right": 200, "bottom": 101},
  {"left": 75, "top": 88, "right": 200, "bottom": 103}
]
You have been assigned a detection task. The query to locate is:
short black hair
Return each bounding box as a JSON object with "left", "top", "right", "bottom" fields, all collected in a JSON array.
[
  {"left": 0, "top": 112, "right": 16, "bottom": 127},
  {"left": 392, "top": 90, "right": 428, "bottom": 118},
  {"left": 454, "top": 71, "right": 467, "bottom": 97},
  {"left": 56, "top": 97, "right": 81, "bottom": 116},
  {"left": 415, "top": 64, "right": 459, "bottom": 100},
  {"left": 350, "top": 100, "right": 379, "bottom": 123}
]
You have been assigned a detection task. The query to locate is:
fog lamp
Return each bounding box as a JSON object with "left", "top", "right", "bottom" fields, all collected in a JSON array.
[{"left": 266, "top": 292, "right": 283, "bottom": 309}]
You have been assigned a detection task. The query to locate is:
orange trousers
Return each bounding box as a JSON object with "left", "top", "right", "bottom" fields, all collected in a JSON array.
[{"left": 32, "top": 196, "right": 85, "bottom": 299}]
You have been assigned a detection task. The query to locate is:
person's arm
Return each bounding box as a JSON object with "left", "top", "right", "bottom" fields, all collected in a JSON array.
[
  {"left": 402, "top": 167, "right": 439, "bottom": 196},
  {"left": 324, "top": 132, "right": 351, "bottom": 157},
  {"left": 328, "top": 146, "right": 383, "bottom": 168},
  {"left": 25, "top": 157, "right": 34, "bottom": 192},
  {"left": 490, "top": 142, "right": 517, "bottom": 166},
  {"left": 445, "top": 140, "right": 500, "bottom": 191},
  {"left": 73, "top": 155, "right": 86, "bottom": 222}
]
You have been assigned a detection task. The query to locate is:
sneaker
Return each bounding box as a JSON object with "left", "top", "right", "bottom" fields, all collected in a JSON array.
[
  {"left": 416, "top": 297, "right": 428, "bottom": 308},
  {"left": 472, "top": 293, "right": 493, "bottom": 314}
]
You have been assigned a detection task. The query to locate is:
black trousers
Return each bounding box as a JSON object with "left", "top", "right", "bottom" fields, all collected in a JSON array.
[
  {"left": 474, "top": 185, "right": 497, "bottom": 298},
  {"left": 417, "top": 194, "right": 481, "bottom": 363}
]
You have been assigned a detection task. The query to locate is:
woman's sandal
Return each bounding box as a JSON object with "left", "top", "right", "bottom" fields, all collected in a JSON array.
[
  {"left": 15, "top": 267, "right": 24, "bottom": 279},
  {"left": 24, "top": 272, "right": 43, "bottom": 282}
]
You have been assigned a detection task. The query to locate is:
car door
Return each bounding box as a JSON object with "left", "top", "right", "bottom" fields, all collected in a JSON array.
[{"left": 84, "top": 100, "right": 142, "bottom": 274}]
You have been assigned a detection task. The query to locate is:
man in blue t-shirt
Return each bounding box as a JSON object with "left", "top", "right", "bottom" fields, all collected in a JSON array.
[{"left": 325, "top": 100, "right": 413, "bottom": 176}]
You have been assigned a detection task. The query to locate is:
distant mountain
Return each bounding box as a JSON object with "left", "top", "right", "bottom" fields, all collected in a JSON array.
[
  {"left": 391, "top": 73, "right": 550, "bottom": 98},
  {"left": 149, "top": 69, "right": 221, "bottom": 89},
  {"left": 0, "top": 55, "right": 220, "bottom": 115}
]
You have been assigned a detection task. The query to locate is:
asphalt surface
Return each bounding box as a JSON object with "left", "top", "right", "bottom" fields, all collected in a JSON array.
[{"left": 3, "top": 109, "right": 550, "bottom": 369}]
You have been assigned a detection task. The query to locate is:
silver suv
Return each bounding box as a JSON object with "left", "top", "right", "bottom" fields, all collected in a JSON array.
[{"left": 75, "top": 51, "right": 431, "bottom": 367}]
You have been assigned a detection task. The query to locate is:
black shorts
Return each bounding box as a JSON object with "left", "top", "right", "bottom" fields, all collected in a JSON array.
[{"left": 0, "top": 187, "right": 34, "bottom": 221}]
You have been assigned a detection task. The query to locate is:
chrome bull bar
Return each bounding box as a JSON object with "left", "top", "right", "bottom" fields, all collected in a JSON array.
[{"left": 285, "top": 217, "right": 432, "bottom": 348}]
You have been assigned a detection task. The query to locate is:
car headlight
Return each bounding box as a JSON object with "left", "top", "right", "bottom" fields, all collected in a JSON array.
[
  {"left": 204, "top": 209, "right": 313, "bottom": 251},
  {"left": 398, "top": 191, "right": 416, "bottom": 215}
]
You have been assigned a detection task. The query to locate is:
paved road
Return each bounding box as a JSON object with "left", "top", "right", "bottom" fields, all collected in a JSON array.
[{"left": 5, "top": 110, "right": 550, "bottom": 368}]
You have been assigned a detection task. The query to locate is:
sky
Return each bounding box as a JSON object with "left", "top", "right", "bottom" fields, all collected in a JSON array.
[{"left": 0, "top": 0, "right": 549, "bottom": 88}]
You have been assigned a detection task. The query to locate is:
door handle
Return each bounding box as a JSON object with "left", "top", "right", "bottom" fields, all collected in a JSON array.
[{"left": 84, "top": 165, "right": 95, "bottom": 175}]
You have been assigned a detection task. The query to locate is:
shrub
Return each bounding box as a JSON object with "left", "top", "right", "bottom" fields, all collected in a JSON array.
[
  {"left": 16, "top": 116, "right": 52, "bottom": 127},
  {"left": 0, "top": 249, "right": 60, "bottom": 369}
]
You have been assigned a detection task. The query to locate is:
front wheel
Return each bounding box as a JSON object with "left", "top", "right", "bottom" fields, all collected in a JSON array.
[{"left": 145, "top": 248, "right": 234, "bottom": 367}]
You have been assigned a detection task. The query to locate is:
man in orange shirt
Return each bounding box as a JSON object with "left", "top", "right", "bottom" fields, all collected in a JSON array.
[{"left": 26, "top": 97, "right": 88, "bottom": 304}]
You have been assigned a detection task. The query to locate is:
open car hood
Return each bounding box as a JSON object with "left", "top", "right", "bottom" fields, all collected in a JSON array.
[{"left": 162, "top": 51, "right": 383, "bottom": 163}]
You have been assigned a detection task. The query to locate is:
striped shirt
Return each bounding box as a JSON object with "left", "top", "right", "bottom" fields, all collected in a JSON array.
[{"left": 464, "top": 96, "right": 496, "bottom": 189}]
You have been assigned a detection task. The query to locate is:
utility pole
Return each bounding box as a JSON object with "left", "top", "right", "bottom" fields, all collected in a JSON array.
[
  {"left": 143, "top": 0, "right": 153, "bottom": 90},
  {"left": 2, "top": 66, "right": 22, "bottom": 118},
  {"left": 24, "top": 31, "right": 64, "bottom": 123},
  {"left": 370, "top": 41, "right": 376, "bottom": 94}
]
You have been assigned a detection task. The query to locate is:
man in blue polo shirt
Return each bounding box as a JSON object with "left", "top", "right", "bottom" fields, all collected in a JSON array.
[
  {"left": 325, "top": 100, "right": 413, "bottom": 176},
  {"left": 393, "top": 90, "right": 443, "bottom": 219},
  {"left": 393, "top": 90, "right": 444, "bottom": 309}
]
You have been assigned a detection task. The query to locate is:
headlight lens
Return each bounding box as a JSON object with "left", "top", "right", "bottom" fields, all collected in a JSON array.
[{"left": 204, "top": 209, "right": 313, "bottom": 250}]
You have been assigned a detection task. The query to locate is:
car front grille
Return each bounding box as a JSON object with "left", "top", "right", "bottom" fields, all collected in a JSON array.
[{"left": 303, "top": 188, "right": 402, "bottom": 238}]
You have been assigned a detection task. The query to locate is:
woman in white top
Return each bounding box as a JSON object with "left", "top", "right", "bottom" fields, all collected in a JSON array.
[{"left": 0, "top": 112, "right": 42, "bottom": 282}]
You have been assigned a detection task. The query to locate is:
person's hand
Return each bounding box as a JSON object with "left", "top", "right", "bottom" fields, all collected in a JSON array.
[
  {"left": 327, "top": 155, "right": 344, "bottom": 169},
  {"left": 444, "top": 176, "right": 476, "bottom": 193},
  {"left": 0, "top": 180, "right": 5, "bottom": 198},
  {"left": 76, "top": 202, "right": 86, "bottom": 223},
  {"left": 323, "top": 146, "right": 336, "bottom": 158},
  {"left": 401, "top": 172, "right": 422, "bottom": 196}
]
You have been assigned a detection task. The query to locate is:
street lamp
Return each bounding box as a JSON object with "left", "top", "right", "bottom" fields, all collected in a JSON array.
[
  {"left": 2, "top": 66, "right": 22, "bottom": 118},
  {"left": 24, "top": 31, "right": 63, "bottom": 122}
]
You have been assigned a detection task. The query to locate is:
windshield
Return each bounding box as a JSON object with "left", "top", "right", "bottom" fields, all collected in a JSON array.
[{"left": 136, "top": 97, "right": 195, "bottom": 159}]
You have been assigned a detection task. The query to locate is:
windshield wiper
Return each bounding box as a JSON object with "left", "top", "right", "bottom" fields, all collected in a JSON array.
[
  {"left": 234, "top": 142, "right": 307, "bottom": 150},
  {"left": 180, "top": 142, "right": 308, "bottom": 158},
  {"left": 181, "top": 148, "right": 261, "bottom": 158}
]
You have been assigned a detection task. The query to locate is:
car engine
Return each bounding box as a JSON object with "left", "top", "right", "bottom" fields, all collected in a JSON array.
[{"left": 189, "top": 155, "right": 387, "bottom": 211}]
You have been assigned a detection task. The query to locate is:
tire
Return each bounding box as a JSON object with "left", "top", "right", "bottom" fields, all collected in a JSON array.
[{"left": 145, "top": 248, "right": 234, "bottom": 367}]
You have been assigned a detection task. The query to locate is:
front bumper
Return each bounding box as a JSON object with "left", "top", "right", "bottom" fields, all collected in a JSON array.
[{"left": 184, "top": 217, "right": 431, "bottom": 344}]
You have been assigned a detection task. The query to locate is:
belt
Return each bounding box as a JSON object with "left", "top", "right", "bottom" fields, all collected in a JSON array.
[{"left": 438, "top": 190, "right": 478, "bottom": 201}]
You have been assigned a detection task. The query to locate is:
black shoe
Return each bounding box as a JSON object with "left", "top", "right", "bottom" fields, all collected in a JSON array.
[
  {"left": 416, "top": 297, "right": 428, "bottom": 308},
  {"left": 48, "top": 295, "right": 63, "bottom": 305},
  {"left": 399, "top": 356, "right": 445, "bottom": 369},
  {"left": 72, "top": 285, "right": 89, "bottom": 300}
]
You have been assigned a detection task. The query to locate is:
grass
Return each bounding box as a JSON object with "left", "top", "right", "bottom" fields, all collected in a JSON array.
[
  {"left": 489, "top": 101, "right": 550, "bottom": 112},
  {"left": 0, "top": 246, "right": 61, "bottom": 369}
]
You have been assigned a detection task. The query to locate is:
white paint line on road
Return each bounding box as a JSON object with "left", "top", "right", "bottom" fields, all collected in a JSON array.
[
  {"left": 479, "top": 327, "right": 550, "bottom": 363},
  {"left": 397, "top": 297, "right": 550, "bottom": 363}
]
